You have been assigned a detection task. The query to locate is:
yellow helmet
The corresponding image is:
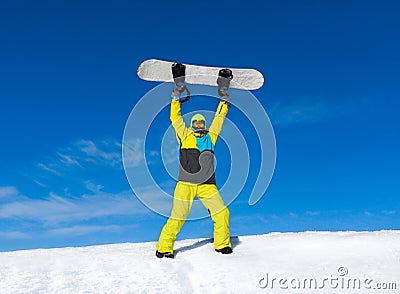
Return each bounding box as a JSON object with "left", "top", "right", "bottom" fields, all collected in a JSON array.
[{"left": 191, "top": 113, "right": 206, "bottom": 132}]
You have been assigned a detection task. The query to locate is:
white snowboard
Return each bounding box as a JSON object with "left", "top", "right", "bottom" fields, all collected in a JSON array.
[{"left": 137, "top": 59, "right": 264, "bottom": 90}]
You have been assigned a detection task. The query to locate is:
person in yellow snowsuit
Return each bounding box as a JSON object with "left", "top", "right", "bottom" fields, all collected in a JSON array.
[{"left": 156, "top": 87, "right": 232, "bottom": 258}]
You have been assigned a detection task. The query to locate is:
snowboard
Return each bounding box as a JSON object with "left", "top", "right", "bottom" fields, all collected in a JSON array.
[{"left": 137, "top": 59, "right": 264, "bottom": 90}]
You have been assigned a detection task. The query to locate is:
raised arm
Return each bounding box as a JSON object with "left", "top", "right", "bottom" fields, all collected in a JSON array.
[
  {"left": 208, "top": 101, "right": 229, "bottom": 145},
  {"left": 170, "top": 99, "right": 188, "bottom": 142}
]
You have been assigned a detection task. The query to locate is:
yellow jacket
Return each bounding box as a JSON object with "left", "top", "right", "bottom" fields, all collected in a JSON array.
[{"left": 170, "top": 99, "right": 229, "bottom": 184}]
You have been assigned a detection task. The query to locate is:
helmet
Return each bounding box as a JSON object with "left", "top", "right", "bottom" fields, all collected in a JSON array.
[{"left": 191, "top": 113, "right": 206, "bottom": 132}]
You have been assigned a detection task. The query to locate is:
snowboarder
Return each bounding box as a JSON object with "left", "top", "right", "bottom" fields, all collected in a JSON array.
[{"left": 156, "top": 73, "right": 233, "bottom": 258}]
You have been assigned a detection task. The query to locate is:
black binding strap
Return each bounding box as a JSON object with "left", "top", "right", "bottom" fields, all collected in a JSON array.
[{"left": 172, "top": 63, "right": 191, "bottom": 103}]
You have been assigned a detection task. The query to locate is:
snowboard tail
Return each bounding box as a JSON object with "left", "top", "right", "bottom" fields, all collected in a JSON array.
[{"left": 137, "top": 59, "right": 264, "bottom": 90}]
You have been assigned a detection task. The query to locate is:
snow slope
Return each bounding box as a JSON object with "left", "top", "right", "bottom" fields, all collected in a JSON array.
[{"left": 0, "top": 231, "right": 399, "bottom": 293}]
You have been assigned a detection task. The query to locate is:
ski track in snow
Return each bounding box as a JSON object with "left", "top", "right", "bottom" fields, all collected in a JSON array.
[{"left": 0, "top": 231, "right": 399, "bottom": 293}]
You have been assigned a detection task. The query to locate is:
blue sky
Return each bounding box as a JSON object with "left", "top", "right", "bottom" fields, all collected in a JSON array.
[{"left": 1, "top": 0, "right": 399, "bottom": 251}]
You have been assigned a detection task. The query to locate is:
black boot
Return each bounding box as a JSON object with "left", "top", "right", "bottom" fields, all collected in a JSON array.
[
  {"left": 215, "top": 247, "right": 233, "bottom": 254},
  {"left": 156, "top": 250, "right": 175, "bottom": 259},
  {"left": 217, "top": 68, "right": 233, "bottom": 104},
  {"left": 171, "top": 63, "right": 190, "bottom": 103}
]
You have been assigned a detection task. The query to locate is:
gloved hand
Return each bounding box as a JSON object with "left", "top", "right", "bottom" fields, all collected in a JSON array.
[
  {"left": 171, "top": 88, "right": 181, "bottom": 100},
  {"left": 171, "top": 83, "right": 185, "bottom": 101},
  {"left": 218, "top": 87, "right": 229, "bottom": 103}
]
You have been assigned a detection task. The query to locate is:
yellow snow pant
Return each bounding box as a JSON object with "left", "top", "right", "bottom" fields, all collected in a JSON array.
[{"left": 156, "top": 181, "right": 231, "bottom": 252}]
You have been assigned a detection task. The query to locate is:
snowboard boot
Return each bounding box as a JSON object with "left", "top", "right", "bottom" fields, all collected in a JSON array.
[
  {"left": 171, "top": 63, "right": 190, "bottom": 103},
  {"left": 217, "top": 68, "right": 233, "bottom": 103},
  {"left": 215, "top": 246, "right": 233, "bottom": 254},
  {"left": 155, "top": 250, "right": 175, "bottom": 259}
]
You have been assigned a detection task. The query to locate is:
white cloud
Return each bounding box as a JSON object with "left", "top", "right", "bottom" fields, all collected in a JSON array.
[
  {"left": 122, "top": 138, "right": 144, "bottom": 168},
  {"left": 306, "top": 211, "right": 321, "bottom": 216},
  {"left": 0, "top": 186, "right": 19, "bottom": 199},
  {"left": 34, "top": 138, "right": 124, "bottom": 182},
  {"left": 76, "top": 139, "right": 121, "bottom": 166},
  {"left": 33, "top": 180, "right": 48, "bottom": 188},
  {"left": 382, "top": 210, "right": 396, "bottom": 215},
  {"left": 84, "top": 181, "right": 104, "bottom": 193},
  {"left": 47, "top": 225, "right": 129, "bottom": 236},
  {"left": 132, "top": 184, "right": 173, "bottom": 214},
  {"left": 37, "top": 163, "right": 63, "bottom": 176},
  {"left": 0, "top": 231, "right": 30, "bottom": 239},
  {"left": 0, "top": 189, "right": 146, "bottom": 225},
  {"left": 57, "top": 153, "right": 82, "bottom": 167},
  {"left": 0, "top": 184, "right": 174, "bottom": 240}
]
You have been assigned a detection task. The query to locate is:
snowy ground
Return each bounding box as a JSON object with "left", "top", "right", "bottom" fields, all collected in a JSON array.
[{"left": 0, "top": 231, "right": 399, "bottom": 293}]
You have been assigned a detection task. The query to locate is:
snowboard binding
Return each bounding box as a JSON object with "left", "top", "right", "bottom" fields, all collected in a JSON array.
[
  {"left": 171, "top": 63, "right": 191, "bottom": 103},
  {"left": 217, "top": 68, "right": 233, "bottom": 102}
]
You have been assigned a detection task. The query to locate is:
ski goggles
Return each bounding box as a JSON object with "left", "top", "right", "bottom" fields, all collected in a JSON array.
[{"left": 191, "top": 119, "right": 206, "bottom": 129}]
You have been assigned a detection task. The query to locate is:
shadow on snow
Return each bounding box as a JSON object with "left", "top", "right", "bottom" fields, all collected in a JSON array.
[{"left": 174, "top": 236, "right": 241, "bottom": 255}]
